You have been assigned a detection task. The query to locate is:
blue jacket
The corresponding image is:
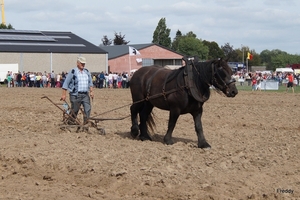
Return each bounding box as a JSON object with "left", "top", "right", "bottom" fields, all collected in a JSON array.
[{"left": 62, "top": 67, "right": 93, "bottom": 96}]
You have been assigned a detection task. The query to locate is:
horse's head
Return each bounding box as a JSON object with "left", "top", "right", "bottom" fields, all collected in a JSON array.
[{"left": 211, "top": 59, "right": 238, "bottom": 97}]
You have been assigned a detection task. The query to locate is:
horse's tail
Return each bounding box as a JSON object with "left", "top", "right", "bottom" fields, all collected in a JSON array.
[{"left": 146, "top": 111, "right": 156, "bottom": 133}]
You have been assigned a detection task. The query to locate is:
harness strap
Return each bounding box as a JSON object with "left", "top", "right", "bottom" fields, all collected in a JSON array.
[{"left": 146, "top": 68, "right": 165, "bottom": 100}]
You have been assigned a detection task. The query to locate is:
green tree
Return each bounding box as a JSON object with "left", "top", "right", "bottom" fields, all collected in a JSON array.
[
  {"left": 260, "top": 49, "right": 288, "bottom": 70},
  {"left": 178, "top": 36, "right": 209, "bottom": 60},
  {"left": 113, "top": 32, "right": 130, "bottom": 45},
  {"left": 203, "top": 40, "right": 224, "bottom": 60},
  {"left": 0, "top": 23, "right": 14, "bottom": 29},
  {"left": 101, "top": 35, "right": 112, "bottom": 46},
  {"left": 270, "top": 52, "right": 300, "bottom": 70},
  {"left": 152, "top": 18, "right": 171, "bottom": 48},
  {"left": 221, "top": 43, "right": 237, "bottom": 61},
  {"left": 171, "top": 29, "right": 182, "bottom": 51},
  {"left": 260, "top": 49, "right": 272, "bottom": 66},
  {"left": 185, "top": 31, "right": 197, "bottom": 38}
]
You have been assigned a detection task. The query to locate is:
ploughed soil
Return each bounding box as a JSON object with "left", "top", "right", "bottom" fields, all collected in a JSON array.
[{"left": 0, "top": 87, "right": 299, "bottom": 200}]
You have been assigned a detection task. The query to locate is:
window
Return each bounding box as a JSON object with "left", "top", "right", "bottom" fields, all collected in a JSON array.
[{"left": 142, "top": 58, "right": 154, "bottom": 67}]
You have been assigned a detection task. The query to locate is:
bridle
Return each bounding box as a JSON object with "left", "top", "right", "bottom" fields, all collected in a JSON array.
[
  {"left": 211, "top": 62, "right": 236, "bottom": 92},
  {"left": 183, "top": 57, "right": 236, "bottom": 98}
]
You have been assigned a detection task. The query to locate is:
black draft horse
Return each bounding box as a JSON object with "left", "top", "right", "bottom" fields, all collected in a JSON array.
[{"left": 129, "top": 58, "right": 238, "bottom": 148}]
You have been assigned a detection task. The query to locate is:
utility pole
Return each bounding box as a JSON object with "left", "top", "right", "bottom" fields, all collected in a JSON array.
[
  {"left": 241, "top": 44, "right": 244, "bottom": 71},
  {"left": 0, "top": 0, "right": 5, "bottom": 25}
]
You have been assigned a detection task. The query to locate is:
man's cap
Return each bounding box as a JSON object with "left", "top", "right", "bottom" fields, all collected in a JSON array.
[{"left": 77, "top": 56, "right": 86, "bottom": 64}]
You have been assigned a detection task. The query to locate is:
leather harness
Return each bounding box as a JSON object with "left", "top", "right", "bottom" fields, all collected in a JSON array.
[{"left": 145, "top": 60, "right": 209, "bottom": 103}]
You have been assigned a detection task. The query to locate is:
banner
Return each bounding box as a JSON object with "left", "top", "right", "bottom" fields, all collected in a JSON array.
[
  {"left": 261, "top": 80, "right": 279, "bottom": 90},
  {"left": 136, "top": 58, "right": 142, "bottom": 63}
]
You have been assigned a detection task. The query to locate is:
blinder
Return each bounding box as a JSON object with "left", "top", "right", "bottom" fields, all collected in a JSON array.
[{"left": 211, "top": 63, "right": 236, "bottom": 90}]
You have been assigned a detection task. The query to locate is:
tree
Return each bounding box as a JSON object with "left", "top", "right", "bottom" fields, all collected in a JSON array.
[
  {"left": 178, "top": 36, "right": 209, "bottom": 60},
  {"left": 259, "top": 49, "right": 272, "bottom": 66},
  {"left": 172, "top": 31, "right": 208, "bottom": 60},
  {"left": 113, "top": 32, "right": 130, "bottom": 45},
  {"left": 185, "top": 31, "right": 197, "bottom": 38},
  {"left": 0, "top": 23, "right": 14, "bottom": 29},
  {"left": 101, "top": 35, "right": 112, "bottom": 46},
  {"left": 152, "top": 18, "right": 171, "bottom": 48},
  {"left": 203, "top": 40, "right": 224, "bottom": 60},
  {"left": 221, "top": 43, "right": 238, "bottom": 62},
  {"left": 260, "top": 49, "right": 289, "bottom": 70},
  {"left": 171, "top": 29, "right": 182, "bottom": 51}
]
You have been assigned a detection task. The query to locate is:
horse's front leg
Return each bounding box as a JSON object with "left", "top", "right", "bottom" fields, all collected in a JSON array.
[
  {"left": 164, "top": 111, "right": 180, "bottom": 145},
  {"left": 192, "top": 109, "right": 211, "bottom": 149}
]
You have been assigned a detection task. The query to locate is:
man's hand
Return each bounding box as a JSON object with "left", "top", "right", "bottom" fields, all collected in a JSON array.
[
  {"left": 61, "top": 89, "right": 67, "bottom": 101},
  {"left": 60, "top": 94, "right": 66, "bottom": 101},
  {"left": 90, "top": 91, "right": 94, "bottom": 99}
]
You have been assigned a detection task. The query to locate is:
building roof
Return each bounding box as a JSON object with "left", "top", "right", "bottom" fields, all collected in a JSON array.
[
  {"left": 0, "top": 29, "right": 107, "bottom": 54},
  {"left": 100, "top": 43, "right": 183, "bottom": 59}
]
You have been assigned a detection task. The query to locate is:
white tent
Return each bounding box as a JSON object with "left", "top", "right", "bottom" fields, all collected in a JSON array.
[
  {"left": 294, "top": 69, "right": 300, "bottom": 74},
  {"left": 275, "top": 68, "right": 294, "bottom": 73}
]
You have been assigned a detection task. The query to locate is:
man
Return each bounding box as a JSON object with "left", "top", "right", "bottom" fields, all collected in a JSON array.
[
  {"left": 60, "top": 56, "right": 94, "bottom": 125},
  {"left": 285, "top": 72, "right": 295, "bottom": 93},
  {"left": 17, "top": 72, "right": 22, "bottom": 87},
  {"left": 50, "top": 70, "right": 56, "bottom": 88}
]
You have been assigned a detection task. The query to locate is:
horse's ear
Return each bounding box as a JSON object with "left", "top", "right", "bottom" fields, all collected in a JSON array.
[
  {"left": 214, "top": 58, "right": 222, "bottom": 68},
  {"left": 225, "top": 58, "right": 229, "bottom": 62}
]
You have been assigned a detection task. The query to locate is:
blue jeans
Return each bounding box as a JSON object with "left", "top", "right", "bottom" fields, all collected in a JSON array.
[{"left": 69, "top": 93, "right": 91, "bottom": 123}]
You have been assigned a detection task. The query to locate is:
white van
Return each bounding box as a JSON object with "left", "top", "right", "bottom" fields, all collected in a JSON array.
[{"left": 0, "top": 64, "right": 19, "bottom": 83}]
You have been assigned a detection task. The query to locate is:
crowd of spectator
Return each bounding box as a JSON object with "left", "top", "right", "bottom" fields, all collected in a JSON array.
[
  {"left": 4, "top": 71, "right": 66, "bottom": 88},
  {"left": 4, "top": 70, "right": 133, "bottom": 89},
  {"left": 91, "top": 71, "right": 133, "bottom": 89},
  {"left": 4, "top": 69, "right": 300, "bottom": 91},
  {"left": 234, "top": 71, "right": 300, "bottom": 88}
]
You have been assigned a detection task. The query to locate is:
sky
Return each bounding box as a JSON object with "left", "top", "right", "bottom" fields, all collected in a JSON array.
[{"left": 3, "top": 0, "right": 300, "bottom": 55}]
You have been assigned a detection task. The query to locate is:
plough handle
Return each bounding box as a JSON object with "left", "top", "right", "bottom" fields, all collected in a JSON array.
[{"left": 41, "top": 96, "right": 81, "bottom": 125}]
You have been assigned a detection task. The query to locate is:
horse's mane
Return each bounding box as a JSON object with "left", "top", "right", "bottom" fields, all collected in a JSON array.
[
  {"left": 165, "top": 67, "right": 185, "bottom": 85},
  {"left": 165, "top": 60, "right": 214, "bottom": 89},
  {"left": 193, "top": 60, "right": 214, "bottom": 89},
  {"left": 162, "top": 60, "right": 223, "bottom": 102}
]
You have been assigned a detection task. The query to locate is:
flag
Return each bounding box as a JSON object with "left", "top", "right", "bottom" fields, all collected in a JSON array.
[
  {"left": 129, "top": 46, "right": 141, "bottom": 56},
  {"left": 247, "top": 52, "right": 253, "bottom": 60},
  {"left": 136, "top": 58, "right": 142, "bottom": 63}
]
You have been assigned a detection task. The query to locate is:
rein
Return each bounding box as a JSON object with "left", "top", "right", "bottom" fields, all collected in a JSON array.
[{"left": 90, "top": 86, "right": 186, "bottom": 119}]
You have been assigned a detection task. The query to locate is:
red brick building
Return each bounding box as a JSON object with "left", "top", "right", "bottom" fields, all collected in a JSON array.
[
  {"left": 100, "top": 44, "right": 184, "bottom": 73},
  {"left": 287, "top": 64, "right": 300, "bottom": 70}
]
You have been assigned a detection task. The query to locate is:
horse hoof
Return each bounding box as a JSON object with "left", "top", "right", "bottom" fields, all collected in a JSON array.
[
  {"left": 198, "top": 141, "right": 211, "bottom": 149},
  {"left": 164, "top": 138, "right": 174, "bottom": 145},
  {"left": 130, "top": 125, "right": 139, "bottom": 138},
  {"left": 140, "top": 136, "right": 152, "bottom": 141}
]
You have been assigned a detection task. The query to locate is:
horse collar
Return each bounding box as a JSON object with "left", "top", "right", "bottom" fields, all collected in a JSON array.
[{"left": 184, "top": 63, "right": 208, "bottom": 103}]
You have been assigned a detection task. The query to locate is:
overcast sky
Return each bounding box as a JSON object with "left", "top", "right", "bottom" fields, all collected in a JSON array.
[{"left": 3, "top": 0, "right": 300, "bottom": 54}]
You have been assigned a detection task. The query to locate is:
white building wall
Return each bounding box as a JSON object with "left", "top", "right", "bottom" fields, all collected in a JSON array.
[{"left": 0, "top": 52, "right": 106, "bottom": 73}]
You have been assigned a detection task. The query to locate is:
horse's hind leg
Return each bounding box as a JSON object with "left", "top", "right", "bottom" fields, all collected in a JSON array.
[
  {"left": 139, "top": 102, "right": 153, "bottom": 141},
  {"left": 130, "top": 102, "right": 143, "bottom": 138}
]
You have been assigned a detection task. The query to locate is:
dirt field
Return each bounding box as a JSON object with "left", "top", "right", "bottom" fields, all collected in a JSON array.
[{"left": 0, "top": 87, "right": 299, "bottom": 200}]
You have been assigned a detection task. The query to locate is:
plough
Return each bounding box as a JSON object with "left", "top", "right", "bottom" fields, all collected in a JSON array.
[{"left": 41, "top": 96, "right": 130, "bottom": 135}]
